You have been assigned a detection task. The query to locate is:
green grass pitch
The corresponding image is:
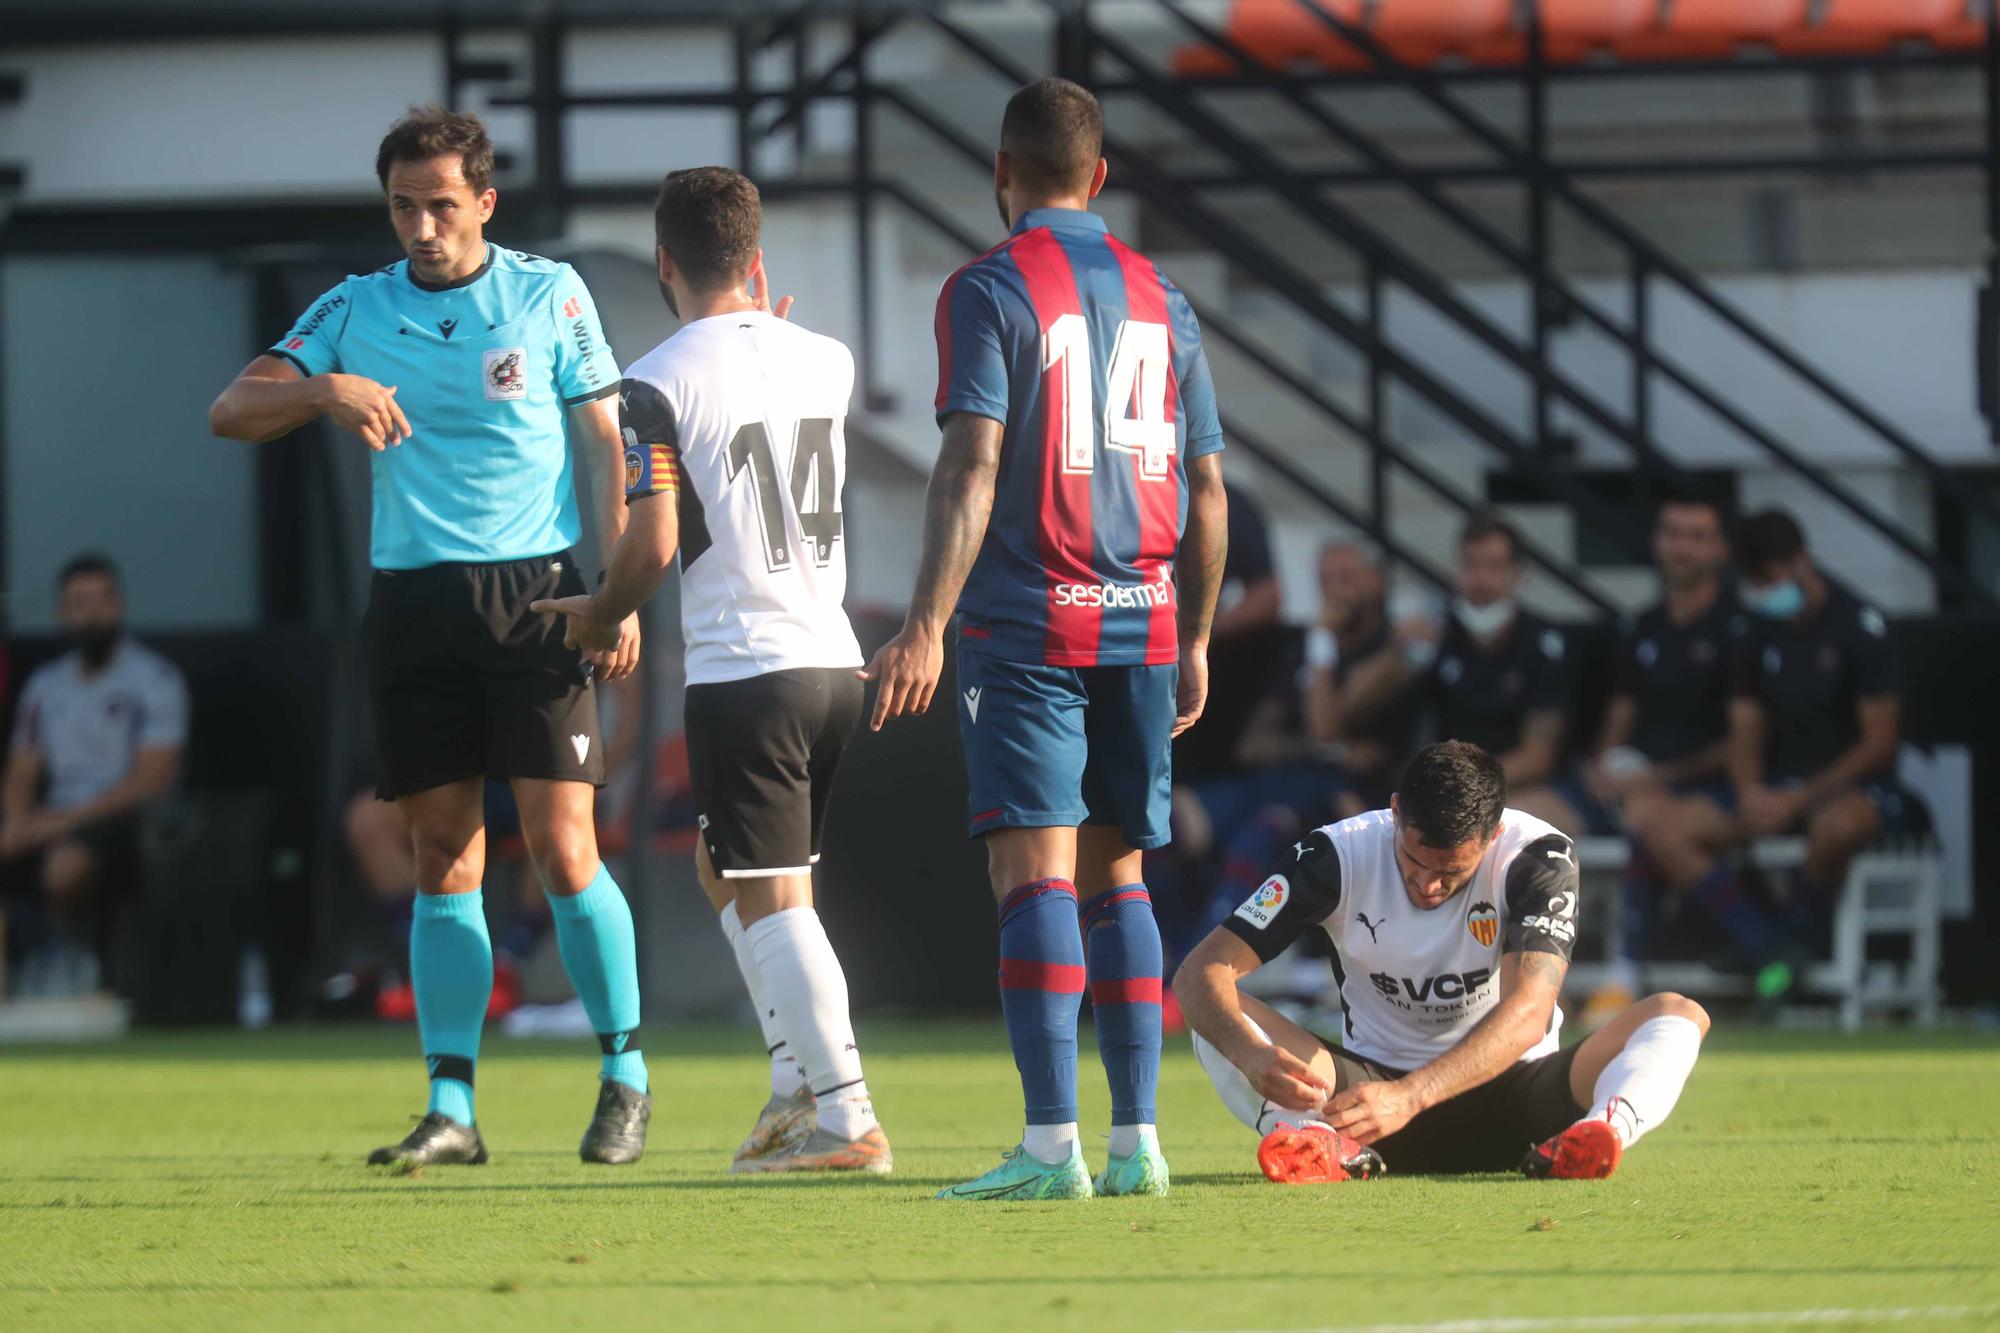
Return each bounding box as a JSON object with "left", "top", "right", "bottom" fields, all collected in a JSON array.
[{"left": 1, "top": 1023, "right": 1996, "bottom": 1331}]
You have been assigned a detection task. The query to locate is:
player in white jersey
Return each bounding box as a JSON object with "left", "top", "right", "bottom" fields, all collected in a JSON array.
[
  {"left": 1176, "top": 741, "right": 1708, "bottom": 1181},
  {"left": 535, "top": 167, "right": 889, "bottom": 1175}
]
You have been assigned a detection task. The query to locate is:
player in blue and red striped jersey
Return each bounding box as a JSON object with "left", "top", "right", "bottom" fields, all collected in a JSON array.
[{"left": 863, "top": 78, "right": 1229, "bottom": 1202}]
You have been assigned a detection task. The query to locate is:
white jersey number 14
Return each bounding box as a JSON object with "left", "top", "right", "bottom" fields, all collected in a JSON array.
[{"left": 1042, "top": 313, "right": 1177, "bottom": 481}]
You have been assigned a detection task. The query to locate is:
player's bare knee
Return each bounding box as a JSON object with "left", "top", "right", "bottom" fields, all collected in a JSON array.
[
  {"left": 411, "top": 832, "right": 482, "bottom": 895},
  {"left": 1641, "top": 991, "right": 1710, "bottom": 1038},
  {"left": 533, "top": 837, "right": 599, "bottom": 897}
]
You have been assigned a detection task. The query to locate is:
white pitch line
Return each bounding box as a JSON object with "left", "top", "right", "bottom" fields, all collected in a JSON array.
[{"left": 1197, "top": 1305, "right": 2000, "bottom": 1333}]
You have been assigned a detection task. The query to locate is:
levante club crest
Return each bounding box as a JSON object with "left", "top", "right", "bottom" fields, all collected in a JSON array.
[{"left": 1467, "top": 901, "right": 1498, "bottom": 948}]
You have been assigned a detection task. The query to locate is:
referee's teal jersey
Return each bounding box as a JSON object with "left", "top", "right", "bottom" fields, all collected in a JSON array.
[{"left": 270, "top": 245, "right": 621, "bottom": 570}]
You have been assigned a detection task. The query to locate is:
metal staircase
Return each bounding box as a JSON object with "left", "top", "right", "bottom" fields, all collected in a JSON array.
[{"left": 490, "top": 0, "right": 1996, "bottom": 618}]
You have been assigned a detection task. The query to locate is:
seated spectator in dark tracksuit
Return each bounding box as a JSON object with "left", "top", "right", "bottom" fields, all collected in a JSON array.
[
  {"left": 1580, "top": 494, "right": 1742, "bottom": 1024},
  {"left": 1624, "top": 508, "right": 1913, "bottom": 1001},
  {"left": 1350, "top": 514, "right": 1581, "bottom": 836},
  {"left": 1301, "top": 540, "right": 1421, "bottom": 815},
  {"left": 2, "top": 554, "right": 187, "bottom": 994},
  {"left": 1167, "top": 540, "right": 1430, "bottom": 961}
]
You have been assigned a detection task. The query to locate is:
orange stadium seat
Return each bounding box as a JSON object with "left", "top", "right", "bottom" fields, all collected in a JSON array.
[
  {"left": 1615, "top": 0, "right": 1808, "bottom": 61},
  {"left": 1774, "top": 0, "right": 1966, "bottom": 55},
  {"left": 1474, "top": 0, "right": 1657, "bottom": 66},
  {"left": 1932, "top": 14, "right": 1991, "bottom": 54},
  {"left": 1374, "top": 0, "right": 1514, "bottom": 65},
  {"left": 1171, "top": 0, "right": 1369, "bottom": 77}
]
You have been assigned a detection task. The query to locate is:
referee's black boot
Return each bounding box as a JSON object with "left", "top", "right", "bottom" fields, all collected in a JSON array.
[
  {"left": 368, "top": 1112, "right": 488, "bottom": 1167},
  {"left": 580, "top": 1079, "right": 651, "bottom": 1165}
]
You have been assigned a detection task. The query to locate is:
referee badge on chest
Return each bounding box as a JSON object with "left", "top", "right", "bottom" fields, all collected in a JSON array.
[{"left": 483, "top": 346, "right": 529, "bottom": 401}]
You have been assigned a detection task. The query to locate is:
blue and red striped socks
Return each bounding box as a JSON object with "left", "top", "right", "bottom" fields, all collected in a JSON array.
[
  {"left": 997, "top": 878, "right": 1085, "bottom": 1159},
  {"left": 1082, "top": 884, "right": 1163, "bottom": 1155}
]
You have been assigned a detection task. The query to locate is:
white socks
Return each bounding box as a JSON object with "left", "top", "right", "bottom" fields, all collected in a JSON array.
[
  {"left": 744, "top": 907, "right": 877, "bottom": 1140},
  {"left": 718, "top": 902, "right": 805, "bottom": 1100},
  {"left": 1108, "top": 1123, "right": 1157, "bottom": 1159},
  {"left": 1023, "top": 1122, "right": 1079, "bottom": 1162},
  {"left": 1193, "top": 1018, "right": 1326, "bottom": 1137},
  {"left": 1587, "top": 1014, "right": 1704, "bottom": 1148}
]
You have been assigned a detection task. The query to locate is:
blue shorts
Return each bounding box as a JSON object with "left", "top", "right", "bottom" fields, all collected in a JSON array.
[{"left": 956, "top": 646, "right": 1177, "bottom": 850}]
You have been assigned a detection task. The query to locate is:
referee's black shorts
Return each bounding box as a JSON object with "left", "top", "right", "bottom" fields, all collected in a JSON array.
[
  {"left": 1324, "top": 1040, "right": 1588, "bottom": 1175},
  {"left": 363, "top": 551, "right": 602, "bottom": 800}
]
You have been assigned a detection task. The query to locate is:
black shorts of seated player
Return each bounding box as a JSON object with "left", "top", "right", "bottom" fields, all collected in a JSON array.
[
  {"left": 1320, "top": 1041, "right": 1586, "bottom": 1174},
  {"left": 683, "top": 667, "right": 863, "bottom": 878},
  {"left": 363, "top": 552, "right": 604, "bottom": 799}
]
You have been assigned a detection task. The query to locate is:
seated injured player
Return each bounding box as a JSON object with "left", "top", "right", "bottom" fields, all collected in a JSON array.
[{"left": 1175, "top": 740, "right": 1708, "bottom": 1181}]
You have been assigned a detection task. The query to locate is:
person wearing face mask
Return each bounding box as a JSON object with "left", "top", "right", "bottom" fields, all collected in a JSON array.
[
  {"left": 1350, "top": 514, "right": 1583, "bottom": 835},
  {"left": 1, "top": 554, "right": 188, "bottom": 993},
  {"left": 1627, "top": 508, "right": 1911, "bottom": 1002}
]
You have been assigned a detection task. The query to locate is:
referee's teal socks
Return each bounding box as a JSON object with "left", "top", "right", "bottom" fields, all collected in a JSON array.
[
  {"left": 548, "top": 864, "right": 648, "bottom": 1095},
  {"left": 412, "top": 888, "right": 493, "bottom": 1126}
]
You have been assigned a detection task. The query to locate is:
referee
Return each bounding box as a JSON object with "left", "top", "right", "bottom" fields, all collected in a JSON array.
[{"left": 211, "top": 106, "right": 651, "bottom": 1167}]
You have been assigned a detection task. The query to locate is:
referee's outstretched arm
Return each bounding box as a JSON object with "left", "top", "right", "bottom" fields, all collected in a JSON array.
[{"left": 210, "top": 354, "right": 412, "bottom": 449}]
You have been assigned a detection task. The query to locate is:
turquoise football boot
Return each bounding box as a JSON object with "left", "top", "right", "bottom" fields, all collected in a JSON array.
[
  {"left": 1094, "top": 1134, "right": 1170, "bottom": 1197},
  {"left": 936, "top": 1141, "right": 1094, "bottom": 1201}
]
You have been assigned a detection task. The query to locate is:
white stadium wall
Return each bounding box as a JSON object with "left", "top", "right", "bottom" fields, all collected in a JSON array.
[{"left": 0, "top": 20, "right": 1985, "bottom": 621}]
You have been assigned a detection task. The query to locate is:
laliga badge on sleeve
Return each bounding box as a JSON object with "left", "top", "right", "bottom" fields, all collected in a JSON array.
[{"left": 1235, "top": 875, "right": 1290, "bottom": 930}]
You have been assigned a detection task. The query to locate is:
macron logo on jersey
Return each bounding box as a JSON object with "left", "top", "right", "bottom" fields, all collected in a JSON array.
[
  {"left": 1051, "top": 573, "right": 1175, "bottom": 610},
  {"left": 963, "top": 687, "right": 982, "bottom": 723}
]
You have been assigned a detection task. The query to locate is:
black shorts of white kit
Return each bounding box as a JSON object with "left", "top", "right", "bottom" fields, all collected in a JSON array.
[
  {"left": 683, "top": 667, "right": 862, "bottom": 878},
  {"left": 363, "top": 552, "right": 603, "bottom": 800},
  {"left": 1324, "top": 1040, "right": 1588, "bottom": 1175}
]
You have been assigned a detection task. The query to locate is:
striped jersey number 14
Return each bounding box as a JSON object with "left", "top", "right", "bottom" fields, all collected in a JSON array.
[{"left": 1043, "top": 313, "right": 1177, "bottom": 481}]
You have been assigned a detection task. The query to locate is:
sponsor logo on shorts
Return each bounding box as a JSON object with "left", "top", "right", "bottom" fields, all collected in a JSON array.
[
  {"left": 1467, "top": 900, "right": 1498, "bottom": 948},
  {"left": 1235, "top": 875, "right": 1289, "bottom": 930},
  {"left": 570, "top": 733, "right": 591, "bottom": 764},
  {"left": 1051, "top": 575, "right": 1174, "bottom": 610},
  {"left": 484, "top": 346, "right": 528, "bottom": 401}
]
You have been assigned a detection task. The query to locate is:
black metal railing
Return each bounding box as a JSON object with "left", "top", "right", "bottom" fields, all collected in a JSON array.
[
  {"left": 1089, "top": 0, "right": 1998, "bottom": 608},
  {"left": 483, "top": 2, "right": 1993, "bottom": 612}
]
